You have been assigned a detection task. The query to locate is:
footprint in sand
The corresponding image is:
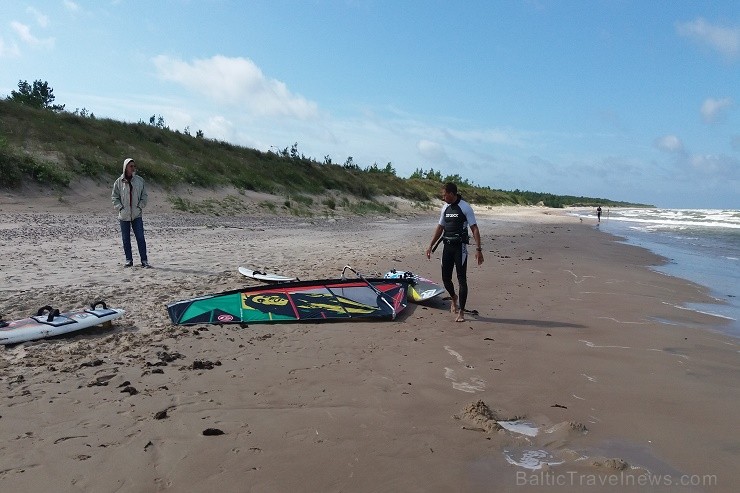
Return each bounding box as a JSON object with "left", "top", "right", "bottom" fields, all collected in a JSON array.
[{"left": 443, "top": 345, "right": 486, "bottom": 393}]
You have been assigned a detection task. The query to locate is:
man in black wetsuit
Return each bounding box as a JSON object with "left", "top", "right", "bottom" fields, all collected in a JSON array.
[{"left": 425, "top": 182, "right": 484, "bottom": 322}]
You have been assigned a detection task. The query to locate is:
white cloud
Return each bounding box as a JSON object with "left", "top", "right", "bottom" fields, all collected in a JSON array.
[
  {"left": 201, "top": 115, "right": 235, "bottom": 142},
  {"left": 64, "top": 1, "right": 80, "bottom": 12},
  {"left": 701, "top": 97, "right": 734, "bottom": 123},
  {"left": 445, "top": 128, "right": 526, "bottom": 147},
  {"left": 152, "top": 55, "right": 319, "bottom": 120},
  {"left": 677, "top": 17, "right": 740, "bottom": 60},
  {"left": 689, "top": 153, "right": 740, "bottom": 178},
  {"left": 26, "top": 7, "right": 49, "bottom": 28},
  {"left": 654, "top": 134, "right": 684, "bottom": 153},
  {"left": 417, "top": 139, "right": 449, "bottom": 163},
  {"left": 10, "top": 21, "right": 54, "bottom": 49}
]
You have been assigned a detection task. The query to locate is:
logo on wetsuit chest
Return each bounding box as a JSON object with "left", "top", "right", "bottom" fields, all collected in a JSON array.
[{"left": 444, "top": 204, "right": 466, "bottom": 228}]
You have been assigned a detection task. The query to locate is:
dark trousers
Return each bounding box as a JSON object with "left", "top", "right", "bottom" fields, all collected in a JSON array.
[
  {"left": 120, "top": 216, "right": 148, "bottom": 263},
  {"left": 441, "top": 242, "right": 468, "bottom": 310}
]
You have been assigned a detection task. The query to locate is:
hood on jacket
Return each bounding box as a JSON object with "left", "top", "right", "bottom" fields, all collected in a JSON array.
[{"left": 123, "top": 158, "right": 135, "bottom": 176}]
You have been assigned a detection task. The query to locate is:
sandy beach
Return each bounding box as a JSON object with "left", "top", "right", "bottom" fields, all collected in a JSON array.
[{"left": 1, "top": 185, "right": 738, "bottom": 492}]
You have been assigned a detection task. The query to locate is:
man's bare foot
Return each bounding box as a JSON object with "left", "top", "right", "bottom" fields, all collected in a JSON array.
[
  {"left": 450, "top": 296, "right": 459, "bottom": 314},
  {"left": 455, "top": 312, "right": 465, "bottom": 322}
]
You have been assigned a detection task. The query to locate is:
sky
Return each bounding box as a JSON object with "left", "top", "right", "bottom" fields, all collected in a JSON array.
[{"left": 0, "top": 1, "right": 738, "bottom": 209}]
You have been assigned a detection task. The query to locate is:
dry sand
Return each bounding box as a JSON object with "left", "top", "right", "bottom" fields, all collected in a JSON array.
[{"left": 0, "top": 184, "right": 738, "bottom": 492}]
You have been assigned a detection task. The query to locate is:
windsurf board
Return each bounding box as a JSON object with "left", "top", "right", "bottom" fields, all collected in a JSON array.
[
  {"left": 383, "top": 270, "right": 446, "bottom": 302},
  {"left": 238, "top": 266, "right": 296, "bottom": 283},
  {"left": 0, "top": 302, "right": 125, "bottom": 345}
]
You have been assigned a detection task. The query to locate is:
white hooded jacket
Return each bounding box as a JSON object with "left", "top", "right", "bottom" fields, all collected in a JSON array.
[{"left": 111, "top": 158, "right": 148, "bottom": 221}]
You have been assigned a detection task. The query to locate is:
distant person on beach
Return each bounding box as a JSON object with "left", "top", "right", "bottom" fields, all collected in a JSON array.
[
  {"left": 426, "top": 182, "right": 484, "bottom": 322},
  {"left": 111, "top": 158, "right": 151, "bottom": 268},
  {"left": 597, "top": 206, "right": 602, "bottom": 223}
]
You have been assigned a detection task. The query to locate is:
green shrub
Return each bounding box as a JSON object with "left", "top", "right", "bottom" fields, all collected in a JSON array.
[
  {"left": 19, "top": 158, "right": 71, "bottom": 187},
  {"left": 0, "top": 150, "right": 24, "bottom": 188}
]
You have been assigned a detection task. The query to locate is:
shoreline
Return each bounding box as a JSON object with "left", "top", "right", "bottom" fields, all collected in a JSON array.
[{"left": 1, "top": 201, "right": 738, "bottom": 492}]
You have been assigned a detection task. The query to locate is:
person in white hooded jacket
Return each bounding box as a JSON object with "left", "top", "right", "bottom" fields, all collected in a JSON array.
[{"left": 111, "top": 158, "right": 151, "bottom": 268}]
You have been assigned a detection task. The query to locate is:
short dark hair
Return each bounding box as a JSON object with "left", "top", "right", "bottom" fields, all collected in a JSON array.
[{"left": 443, "top": 182, "right": 458, "bottom": 194}]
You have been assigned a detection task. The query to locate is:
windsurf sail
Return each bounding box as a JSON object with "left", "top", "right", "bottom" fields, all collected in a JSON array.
[
  {"left": 340, "top": 265, "right": 401, "bottom": 316},
  {"left": 167, "top": 277, "right": 409, "bottom": 326}
]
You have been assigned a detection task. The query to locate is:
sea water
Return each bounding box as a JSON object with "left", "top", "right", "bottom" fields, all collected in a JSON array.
[{"left": 572, "top": 208, "right": 740, "bottom": 338}]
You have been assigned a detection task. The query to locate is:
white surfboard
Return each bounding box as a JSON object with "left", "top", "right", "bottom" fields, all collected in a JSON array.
[
  {"left": 238, "top": 266, "right": 297, "bottom": 283},
  {"left": 383, "top": 270, "right": 446, "bottom": 302},
  {"left": 0, "top": 302, "right": 125, "bottom": 345}
]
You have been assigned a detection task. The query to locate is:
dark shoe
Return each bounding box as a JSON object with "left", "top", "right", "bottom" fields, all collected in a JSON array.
[
  {"left": 124, "top": 260, "right": 133, "bottom": 268},
  {"left": 141, "top": 261, "right": 152, "bottom": 268}
]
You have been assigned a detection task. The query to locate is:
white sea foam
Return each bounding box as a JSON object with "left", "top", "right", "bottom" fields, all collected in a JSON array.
[
  {"left": 444, "top": 345, "right": 465, "bottom": 363},
  {"left": 608, "top": 208, "right": 740, "bottom": 230},
  {"left": 499, "top": 420, "right": 539, "bottom": 437},
  {"left": 580, "top": 339, "right": 631, "bottom": 349},
  {"left": 572, "top": 208, "right": 740, "bottom": 230},
  {"left": 662, "top": 302, "right": 736, "bottom": 321},
  {"left": 503, "top": 448, "right": 563, "bottom": 470}
]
